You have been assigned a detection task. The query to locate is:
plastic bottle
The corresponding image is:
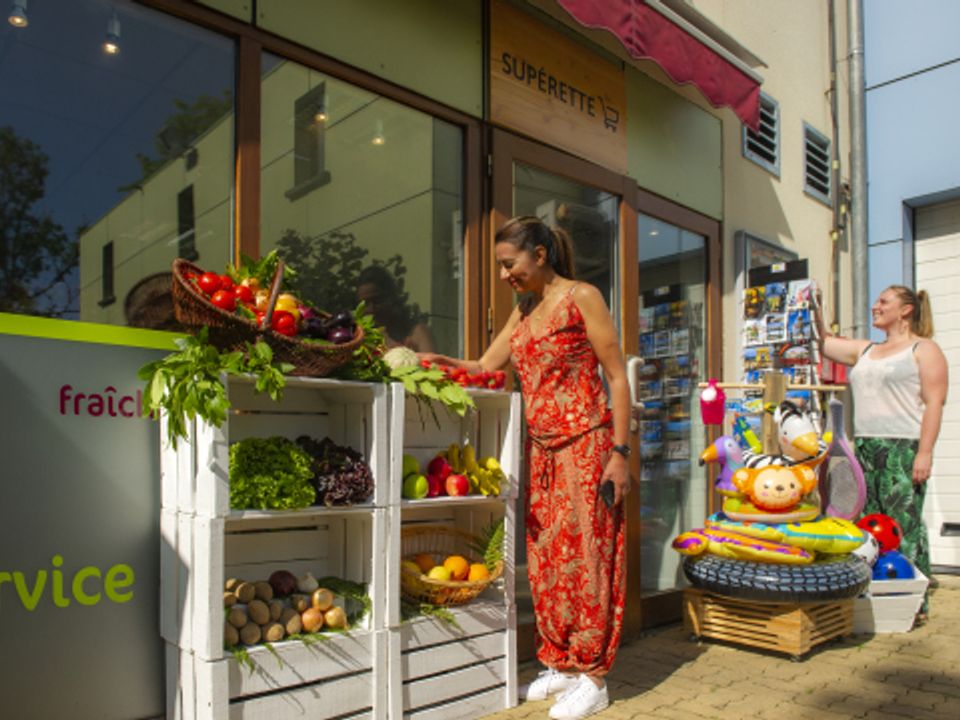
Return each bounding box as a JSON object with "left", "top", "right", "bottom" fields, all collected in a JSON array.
[{"left": 700, "top": 378, "right": 726, "bottom": 425}]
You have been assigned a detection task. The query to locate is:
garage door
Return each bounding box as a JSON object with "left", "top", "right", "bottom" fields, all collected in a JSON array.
[{"left": 915, "top": 198, "right": 960, "bottom": 568}]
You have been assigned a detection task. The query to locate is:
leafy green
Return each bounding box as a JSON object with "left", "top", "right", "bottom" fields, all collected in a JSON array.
[
  {"left": 138, "top": 328, "right": 293, "bottom": 448},
  {"left": 330, "top": 302, "right": 392, "bottom": 382},
  {"left": 400, "top": 598, "right": 459, "bottom": 628},
  {"left": 227, "top": 249, "right": 298, "bottom": 292},
  {"left": 317, "top": 576, "right": 372, "bottom": 627},
  {"left": 469, "top": 517, "right": 505, "bottom": 572},
  {"left": 229, "top": 436, "right": 316, "bottom": 510}
]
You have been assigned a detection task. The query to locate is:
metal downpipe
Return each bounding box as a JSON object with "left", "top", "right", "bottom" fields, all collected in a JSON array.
[{"left": 848, "top": 0, "right": 870, "bottom": 338}]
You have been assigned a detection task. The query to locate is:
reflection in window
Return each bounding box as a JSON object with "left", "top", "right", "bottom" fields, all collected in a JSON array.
[
  {"left": 0, "top": 1, "right": 234, "bottom": 326},
  {"left": 99, "top": 242, "right": 115, "bottom": 307},
  {"left": 260, "top": 54, "right": 464, "bottom": 356},
  {"left": 636, "top": 214, "right": 707, "bottom": 595}
]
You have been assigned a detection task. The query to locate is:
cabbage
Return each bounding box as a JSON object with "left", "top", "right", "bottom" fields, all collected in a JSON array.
[{"left": 383, "top": 346, "right": 418, "bottom": 370}]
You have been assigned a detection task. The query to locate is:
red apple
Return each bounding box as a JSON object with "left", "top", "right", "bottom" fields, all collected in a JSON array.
[
  {"left": 426, "top": 474, "right": 444, "bottom": 497},
  {"left": 445, "top": 473, "right": 470, "bottom": 497},
  {"left": 427, "top": 456, "right": 452, "bottom": 481}
]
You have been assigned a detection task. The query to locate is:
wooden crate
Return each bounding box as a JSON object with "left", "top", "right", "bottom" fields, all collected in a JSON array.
[
  {"left": 683, "top": 588, "right": 853, "bottom": 659},
  {"left": 853, "top": 565, "right": 929, "bottom": 634}
]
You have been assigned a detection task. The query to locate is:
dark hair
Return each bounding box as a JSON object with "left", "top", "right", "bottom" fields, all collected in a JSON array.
[
  {"left": 888, "top": 285, "right": 934, "bottom": 338},
  {"left": 358, "top": 264, "right": 415, "bottom": 340},
  {"left": 494, "top": 215, "right": 576, "bottom": 279}
]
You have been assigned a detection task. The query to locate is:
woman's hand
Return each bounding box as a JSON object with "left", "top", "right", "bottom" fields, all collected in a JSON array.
[
  {"left": 601, "top": 452, "right": 631, "bottom": 507},
  {"left": 913, "top": 450, "right": 933, "bottom": 485}
]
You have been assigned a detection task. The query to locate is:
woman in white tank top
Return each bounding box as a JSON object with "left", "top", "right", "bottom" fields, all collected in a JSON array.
[{"left": 814, "top": 285, "right": 947, "bottom": 624}]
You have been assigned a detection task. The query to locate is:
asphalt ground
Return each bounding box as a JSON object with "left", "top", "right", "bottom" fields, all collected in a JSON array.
[{"left": 481, "top": 574, "right": 960, "bottom": 720}]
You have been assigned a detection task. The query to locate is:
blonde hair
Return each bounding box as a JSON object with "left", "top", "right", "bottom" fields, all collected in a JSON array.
[
  {"left": 888, "top": 285, "right": 934, "bottom": 338},
  {"left": 495, "top": 216, "right": 576, "bottom": 279}
]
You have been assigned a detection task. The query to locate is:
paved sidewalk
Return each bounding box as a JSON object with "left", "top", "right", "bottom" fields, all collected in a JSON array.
[{"left": 483, "top": 574, "right": 960, "bottom": 720}]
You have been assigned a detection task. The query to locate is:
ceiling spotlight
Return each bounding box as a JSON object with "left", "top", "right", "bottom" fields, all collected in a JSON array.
[
  {"left": 372, "top": 120, "right": 385, "bottom": 146},
  {"left": 8, "top": 0, "right": 28, "bottom": 28},
  {"left": 103, "top": 11, "right": 121, "bottom": 55}
]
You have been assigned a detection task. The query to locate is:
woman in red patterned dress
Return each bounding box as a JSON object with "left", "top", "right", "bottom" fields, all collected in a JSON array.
[{"left": 420, "top": 216, "right": 630, "bottom": 720}]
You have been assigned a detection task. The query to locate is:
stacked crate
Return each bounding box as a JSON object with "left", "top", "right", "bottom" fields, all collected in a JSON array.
[{"left": 160, "top": 376, "right": 391, "bottom": 720}]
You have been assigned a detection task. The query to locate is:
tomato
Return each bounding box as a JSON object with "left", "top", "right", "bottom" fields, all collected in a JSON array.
[
  {"left": 271, "top": 311, "right": 297, "bottom": 336},
  {"left": 420, "top": 359, "right": 434, "bottom": 370},
  {"left": 219, "top": 274, "right": 235, "bottom": 291},
  {"left": 255, "top": 310, "right": 267, "bottom": 328},
  {"left": 210, "top": 289, "right": 236, "bottom": 312},
  {"left": 235, "top": 284, "right": 254, "bottom": 304},
  {"left": 197, "top": 272, "right": 221, "bottom": 296}
]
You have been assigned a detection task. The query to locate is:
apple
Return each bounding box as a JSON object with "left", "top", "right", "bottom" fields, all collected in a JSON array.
[
  {"left": 427, "top": 565, "right": 452, "bottom": 581},
  {"left": 427, "top": 455, "right": 452, "bottom": 481},
  {"left": 402, "top": 453, "right": 420, "bottom": 478},
  {"left": 402, "top": 473, "right": 429, "bottom": 499},
  {"left": 445, "top": 473, "right": 470, "bottom": 497},
  {"left": 426, "top": 474, "right": 444, "bottom": 497}
]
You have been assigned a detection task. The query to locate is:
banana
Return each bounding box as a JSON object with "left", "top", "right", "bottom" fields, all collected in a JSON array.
[
  {"left": 476, "top": 468, "right": 494, "bottom": 496},
  {"left": 462, "top": 444, "right": 480, "bottom": 474},
  {"left": 447, "top": 443, "right": 462, "bottom": 473},
  {"left": 482, "top": 456, "right": 501, "bottom": 472}
]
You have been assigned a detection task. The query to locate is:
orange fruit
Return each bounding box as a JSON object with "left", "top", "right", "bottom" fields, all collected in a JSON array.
[
  {"left": 467, "top": 563, "right": 490, "bottom": 582},
  {"left": 443, "top": 555, "right": 470, "bottom": 581},
  {"left": 412, "top": 553, "right": 436, "bottom": 573}
]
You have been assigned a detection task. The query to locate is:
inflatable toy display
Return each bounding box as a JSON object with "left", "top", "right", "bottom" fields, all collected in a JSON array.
[
  {"left": 672, "top": 527, "right": 814, "bottom": 564},
  {"left": 851, "top": 533, "right": 880, "bottom": 566},
  {"left": 773, "top": 400, "right": 822, "bottom": 461},
  {"left": 707, "top": 514, "right": 867, "bottom": 554},
  {"left": 872, "top": 550, "right": 915, "bottom": 580},
  {"left": 731, "top": 464, "right": 819, "bottom": 511},
  {"left": 856, "top": 513, "right": 903, "bottom": 553},
  {"left": 721, "top": 496, "right": 820, "bottom": 523},
  {"left": 699, "top": 435, "right": 744, "bottom": 496},
  {"left": 682, "top": 554, "right": 872, "bottom": 603}
]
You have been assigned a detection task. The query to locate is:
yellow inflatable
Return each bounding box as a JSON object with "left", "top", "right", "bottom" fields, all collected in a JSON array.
[
  {"left": 707, "top": 514, "right": 867, "bottom": 554},
  {"left": 672, "top": 527, "right": 814, "bottom": 565},
  {"left": 722, "top": 496, "right": 820, "bottom": 524}
]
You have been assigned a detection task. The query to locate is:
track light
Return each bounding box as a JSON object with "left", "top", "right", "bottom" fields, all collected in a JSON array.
[
  {"left": 313, "top": 99, "right": 327, "bottom": 123},
  {"left": 372, "top": 120, "right": 385, "bottom": 146},
  {"left": 8, "top": 0, "right": 28, "bottom": 28},
  {"left": 104, "top": 11, "right": 121, "bottom": 55}
]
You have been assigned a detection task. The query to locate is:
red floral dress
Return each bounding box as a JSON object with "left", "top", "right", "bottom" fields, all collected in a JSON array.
[{"left": 511, "top": 286, "right": 626, "bottom": 677}]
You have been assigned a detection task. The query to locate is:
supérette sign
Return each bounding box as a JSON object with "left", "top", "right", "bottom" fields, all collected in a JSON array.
[{"left": 490, "top": 0, "right": 627, "bottom": 173}]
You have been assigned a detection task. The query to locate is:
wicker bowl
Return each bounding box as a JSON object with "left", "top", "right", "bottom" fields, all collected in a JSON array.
[
  {"left": 171, "top": 258, "right": 363, "bottom": 377},
  {"left": 400, "top": 525, "right": 503, "bottom": 606}
]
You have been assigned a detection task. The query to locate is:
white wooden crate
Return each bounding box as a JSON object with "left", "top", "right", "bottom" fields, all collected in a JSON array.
[
  {"left": 386, "top": 601, "right": 517, "bottom": 720},
  {"left": 160, "top": 376, "right": 390, "bottom": 517},
  {"left": 853, "top": 565, "right": 929, "bottom": 633}
]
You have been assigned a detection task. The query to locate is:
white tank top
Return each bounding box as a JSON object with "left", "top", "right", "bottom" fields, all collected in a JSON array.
[{"left": 848, "top": 343, "right": 924, "bottom": 439}]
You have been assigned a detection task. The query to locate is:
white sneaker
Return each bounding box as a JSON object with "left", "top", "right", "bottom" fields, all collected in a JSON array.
[
  {"left": 548, "top": 674, "right": 609, "bottom": 720},
  {"left": 519, "top": 668, "right": 579, "bottom": 702}
]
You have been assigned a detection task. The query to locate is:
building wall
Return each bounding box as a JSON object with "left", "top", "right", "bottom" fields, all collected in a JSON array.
[{"left": 864, "top": 0, "right": 960, "bottom": 311}]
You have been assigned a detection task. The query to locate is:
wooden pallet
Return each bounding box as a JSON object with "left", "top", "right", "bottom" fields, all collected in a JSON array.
[{"left": 683, "top": 588, "right": 853, "bottom": 659}]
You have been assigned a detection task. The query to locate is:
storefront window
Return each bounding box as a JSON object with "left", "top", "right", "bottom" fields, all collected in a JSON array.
[
  {"left": 0, "top": 1, "right": 235, "bottom": 327},
  {"left": 636, "top": 214, "right": 707, "bottom": 595},
  {"left": 260, "top": 53, "right": 465, "bottom": 356}
]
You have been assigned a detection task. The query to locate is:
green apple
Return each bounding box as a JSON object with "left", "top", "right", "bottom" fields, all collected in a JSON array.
[
  {"left": 402, "top": 453, "right": 420, "bottom": 478},
  {"left": 402, "top": 473, "right": 429, "bottom": 499},
  {"left": 427, "top": 565, "right": 452, "bottom": 581}
]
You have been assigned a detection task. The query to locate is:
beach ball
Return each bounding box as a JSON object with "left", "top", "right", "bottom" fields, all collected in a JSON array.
[
  {"left": 872, "top": 550, "right": 915, "bottom": 580},
  {"left": 852, "top": 533, "right": 880, "bottom": 566},
  {"left": 856, "top": 513, "right": 903, "bottom": 553}
]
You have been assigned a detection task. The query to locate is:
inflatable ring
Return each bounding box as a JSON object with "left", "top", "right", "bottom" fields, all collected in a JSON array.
[
  {"left": 682, "top": 554, "right": 871, "bottom": 603},
  {"left": 707, "top": 514, "right": 867, "bottom": 554},
  {"left": 721, "top": 497, "right": 819, "bottom": 524},
  {"left": 672, "top": 528, "right": 813, "bottom": 564}
]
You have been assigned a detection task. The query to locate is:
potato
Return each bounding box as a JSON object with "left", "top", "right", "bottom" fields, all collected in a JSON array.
[
  {"left": 290, "top": 594, "right": 310, "bottom": 613},
  {"left": 262, "top": 622, "right": 285, "bottom": 643},
  {"left": 225, "top": 578, "right": 243, "bottom": 592},
  {"left": 280, "top": 608, "right": 302, "bottom": 635},
  {"left": 223, "top": 591, "right": 237, "bottom": 608},
  {"left": 227, "top": 606, "right": 248, "bottom": 629},
  {"left": 268, "top": 599, "right": 284, "bottom": 622},
  {"left": 239, "top": 622, "right": 261, "bottom": 645},
  {"left": 247, "top": 599, "right": 270, "bottom": 626},
  {"left": 224, "top": 622, "right": 240, "bottom": 647},
  {"left": 234, "top": 581, "right": 256, "bottom": 604},
  {"left": 254, "top": 581, "right": 274, "bottom": 602}
]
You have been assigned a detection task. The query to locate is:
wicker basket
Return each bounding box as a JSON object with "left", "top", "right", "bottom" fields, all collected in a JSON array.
[
  {"left": 400, "top": 525, "right": 503, "bottom": 606},
  {"left": 171, "top": 258, "right": 363, "bottom": 377}
]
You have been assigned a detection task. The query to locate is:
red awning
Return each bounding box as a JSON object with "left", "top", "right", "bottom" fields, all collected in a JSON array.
[{"left": 556, "top": 0, "right": 762, "bottom": 129}]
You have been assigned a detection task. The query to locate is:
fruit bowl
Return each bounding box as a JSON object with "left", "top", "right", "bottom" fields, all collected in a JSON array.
[
  {"left": 171, "top": 258, "right": 363, "bottom": 377},
  {"left": 400, "top": 525, "right": 503, "bottom": 606}
]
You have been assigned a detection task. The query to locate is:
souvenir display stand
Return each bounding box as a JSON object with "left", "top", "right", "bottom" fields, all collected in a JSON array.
[
  {"left": 386, "top": 387, "right": 521, "bottom": 720},
  {"left": 159, "top": 378, "right": 521, "bottom": 720}
]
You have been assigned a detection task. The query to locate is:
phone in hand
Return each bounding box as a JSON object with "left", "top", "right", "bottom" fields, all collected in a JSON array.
[{"left": 599, "top": 480, "right": 616, "bottom": 509}]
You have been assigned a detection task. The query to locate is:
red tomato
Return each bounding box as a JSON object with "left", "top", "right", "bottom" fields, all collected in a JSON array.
[
  {"left": 210, "top": 289, "right": 236, "bottom": 312},
  {"left": 219, "top": 274, "right": 235, "bottom": 291},
  {"left": 420, "top": 359, "right": 433, "bottom": 369},
  {"left": 255, "top": 310, "right": 267, "bottom": 328},
  {"left": 235, "top": 284, "right": 254, "bottom": 304},
  {"left": 198, "top": 272, "right": 221, "bottom": 296},
  {"left": 271, "top": 311, "right": 297, "bottom": 336}
]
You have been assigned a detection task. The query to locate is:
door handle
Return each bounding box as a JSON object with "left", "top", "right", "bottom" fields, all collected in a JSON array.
[{"left": 626, "top": 355, "right": 645, "bottom": 433}]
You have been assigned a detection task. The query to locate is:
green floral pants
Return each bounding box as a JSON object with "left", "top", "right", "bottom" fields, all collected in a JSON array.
[{"left": 855, "top": 437, "right": 930, "bottom": 613}]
